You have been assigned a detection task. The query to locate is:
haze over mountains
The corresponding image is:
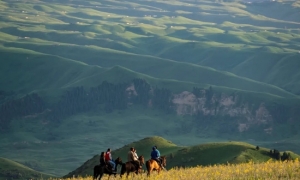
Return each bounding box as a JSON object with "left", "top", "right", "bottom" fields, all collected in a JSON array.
[{"left": 0, "top": 0, "right": 300, "bottom": 177}]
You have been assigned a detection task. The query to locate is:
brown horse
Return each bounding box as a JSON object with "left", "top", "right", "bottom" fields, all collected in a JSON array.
[
  {"left": 146, "top": 156, "right": 167, "bottom": 177},
  {"left": 120, "top": 155, "right": 145, "bottom": 178},
  {"left": 93, "top": 157, "right": 122, "bottom": 180}
]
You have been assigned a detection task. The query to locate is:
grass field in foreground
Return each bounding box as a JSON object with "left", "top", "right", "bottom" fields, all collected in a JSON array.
[{"left": 63, "top": 159, "right": 300, "bottom": 180}]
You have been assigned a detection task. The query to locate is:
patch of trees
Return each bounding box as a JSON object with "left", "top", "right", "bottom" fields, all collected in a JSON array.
[
  {"left": 192, "top": 86, "right": 215, "bottom": 108},
  {"left": 47, "top": 81, "right": 129, "bottom": 121},
  {"left": 132, "top": 78, "right": 151, "bottom": 106},
  {"left": 0, "top": 79, "right": 175, "bottom": 128},
  {"left": 0, "top": 90, "right": 15, "bottom": 104},
  {"left": 152, "top": 87, "right": 172, "bottom": 113},
  {"left": 0, "top": 93, "right": 45, "bottom": 131},
  {"left": 269, "top": 149, "right": 292, "bottom": 161},
  {"left": 47, "top": 79, "right": 173, "bottom": 122},
  {"left": 192, "top": 87, "right": 204, "bottom": 98},
  {"left": 267, "top": 102, "right": 300, "bottom": 124}
]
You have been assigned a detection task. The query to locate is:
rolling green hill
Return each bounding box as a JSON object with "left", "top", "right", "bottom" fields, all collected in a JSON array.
[
  {"left": 0, "top": 46, "right": 297, "bottom": 99},
  {"left": 64, "top": 136, "right": 300, "bottom": 178},
  {"left": 0, "top": 0, "right": 300, "bottom": 94},
  {"left": 1, "top": 0, "right": 300, "bottom": 177},
  {"left": 0, "top": 157, "right": 54, "bottom": 180}
]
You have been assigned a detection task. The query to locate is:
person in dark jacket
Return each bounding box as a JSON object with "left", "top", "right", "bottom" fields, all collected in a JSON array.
[
  {"left": 150, "top": 146, "right": 163, "bottom": 169},
  {"left": 99, "top": 152, "right": 105, "bottom": 166}
]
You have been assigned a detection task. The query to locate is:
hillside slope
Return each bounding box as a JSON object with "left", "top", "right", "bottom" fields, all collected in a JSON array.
[
  {"left": 0, "top": 46, "right": 297, "bottom": 99},
  {"left": 0, "top": 157, "right": 54, "bottom": 180},
  {"left": 64, "top": 136, "right": 300, "bottom": 178},
  {"left": 0, "top": 0, "right": 300, "bottom": 94}
]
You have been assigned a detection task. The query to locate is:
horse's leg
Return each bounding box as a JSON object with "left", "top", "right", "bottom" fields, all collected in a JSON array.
[
  {"left": 147, "top": 167, "right": 152, "bottom": 177},
  {"left": 95, "top": 173, "right": 99, "bottom": 180},
  {"left": 99, "top": 172, "right": 103, "bottom": 180},
  {"left": 93, "top": 166, "right": 98, "bottom": 180}
]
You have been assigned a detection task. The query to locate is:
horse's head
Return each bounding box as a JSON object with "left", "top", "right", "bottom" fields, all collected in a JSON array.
[
  {"left": 115, "top": 157, "right": 122, "bottom": 165},
  {"left": 138, "top": 155, "right": 145, "bottom": 166},
  {"left": 160, "top": 156, "right": 167, "bottom": 167}
]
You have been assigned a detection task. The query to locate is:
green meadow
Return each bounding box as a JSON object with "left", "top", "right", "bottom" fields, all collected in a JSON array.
[
  {"left": 0, "top": 0, "right": 300, "bottom": 178},
  {"left": 65, "top": 136, "right": 300, "bottom": 178}
]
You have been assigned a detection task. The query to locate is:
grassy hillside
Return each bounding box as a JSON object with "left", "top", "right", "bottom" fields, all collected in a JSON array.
[
  {"left": 1, "top": 0, "right": 300, "bottom": 177},
  {"left": 0, "top": 46, "right": 297, "bottom": 99},
  {"left": 0, "top": 157, "right": 54, "bottom": 179},
  {"left": 2, "top": 46, "right": 300, "bottom": 176},
  {"left": 64, "top": 136, "right": 300, "bottom": 178},
  {"left": 58, "top": 159, "right": 300, "bottom": 179},
  {"left": 0, "top": 0, "right": 300, "bottom": 94}
]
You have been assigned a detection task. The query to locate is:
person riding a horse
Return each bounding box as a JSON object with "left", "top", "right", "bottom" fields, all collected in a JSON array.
[
  {"left": 151, "top": 146, "right": 164, "bottom": 169},
  {"left": 127, "top": 147, "right": 142, "bottom": 171},
  {"left": 99, "top": 152, "right": 106, "bottom": 166},
  {"left": 105, "top": 148, "right": 116, "bottom": 172}
]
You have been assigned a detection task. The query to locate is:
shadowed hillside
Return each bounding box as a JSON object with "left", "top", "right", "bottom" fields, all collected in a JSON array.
[
  {"left": 0, "top": 157, "right": 54, "bottom": 180},
  {"left": 0, "top": 46, "right": 297, "bottom": 99}
]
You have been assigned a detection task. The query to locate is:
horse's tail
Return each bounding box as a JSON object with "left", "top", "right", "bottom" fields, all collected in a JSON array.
[
  {"left": 146, "top": 160, "right": 150, "bottom": 176},
  {"left": 93, "top": 165, "right": 99, "bottom": 179},
  {"left": 120, "top": 163, "right": 126, "bottom": 177}
]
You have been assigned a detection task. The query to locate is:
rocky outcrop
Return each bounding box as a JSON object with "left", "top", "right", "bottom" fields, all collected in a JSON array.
[{"left": 172, "top": 91, "right": 273, "bottom": 133}]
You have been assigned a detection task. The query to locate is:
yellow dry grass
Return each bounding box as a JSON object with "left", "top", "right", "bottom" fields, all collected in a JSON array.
[{"left": 59, "top": 159, "right": 300, "bottom": 180}]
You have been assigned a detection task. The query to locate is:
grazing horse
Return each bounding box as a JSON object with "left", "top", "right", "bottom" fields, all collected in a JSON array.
[
  {"left": 120, "top": 155, "right": 145, "bottom": 178},
  {"left": 146, "top": 156, "right": 167, "bottom": 177},
  {"left": 93, "top": 157, "right": 122, "bottom": 180}
]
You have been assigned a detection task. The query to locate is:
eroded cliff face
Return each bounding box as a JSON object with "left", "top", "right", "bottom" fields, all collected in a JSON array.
[
  {"left": 126, "top": 83, "right": 275, "bottom": 134},
  {"left": 172, "top": 91, "right": 273, "bottom": 133}
]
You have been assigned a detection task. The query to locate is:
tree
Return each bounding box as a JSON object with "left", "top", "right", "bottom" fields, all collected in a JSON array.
[{"left": 132, "top": 79, "right": 151, "bottom": 106}]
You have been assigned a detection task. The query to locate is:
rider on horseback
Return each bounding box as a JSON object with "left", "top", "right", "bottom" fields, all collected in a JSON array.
[
  {"left": 99, "top": 152, "right": 105, "bottom": 166},
  {"left": 105, "top": 148, "right": 116, "bottom": 172},
  {"left": 151, "top": 146, "right": 164, "bottom": 169},
  {"left": 127, "top": 147, "right": 142, "bottom": 171}
]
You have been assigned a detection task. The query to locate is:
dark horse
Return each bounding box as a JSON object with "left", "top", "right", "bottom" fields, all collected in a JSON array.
[
  {"left": 93, "top": 157, "right": 122, "bottom": 180},
  {"left": 146, "top": 156, "right": 167, "bottom": 177},
  {"left": 120, "top": 155, "right": 145, "bottom": 178}
]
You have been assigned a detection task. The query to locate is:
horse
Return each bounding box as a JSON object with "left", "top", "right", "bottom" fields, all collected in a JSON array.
[
  {"left": 146, "top": 156, "right": 167, "bottom": 177},
  {"left": 93, "top": 157, "right": 122, "bottom": 180},
  {"left": 120, "top": 155, "right": 145, "bottom": 178}
]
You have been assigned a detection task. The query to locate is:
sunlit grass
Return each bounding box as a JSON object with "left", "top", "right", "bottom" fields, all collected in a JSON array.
[{"left": 60, "top": 159, "right": 300, "bottom": 180}]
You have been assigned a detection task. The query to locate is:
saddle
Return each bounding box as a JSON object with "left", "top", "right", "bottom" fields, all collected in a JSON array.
[
  {"left": 151, "top": 158, "right": 163, "bottom": 169},
  {"left": 130, "top": 161, "right": 142, "bottom": 169},
  {"left": 100, "top": 162, "right": 113, "bottom": 171}
]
